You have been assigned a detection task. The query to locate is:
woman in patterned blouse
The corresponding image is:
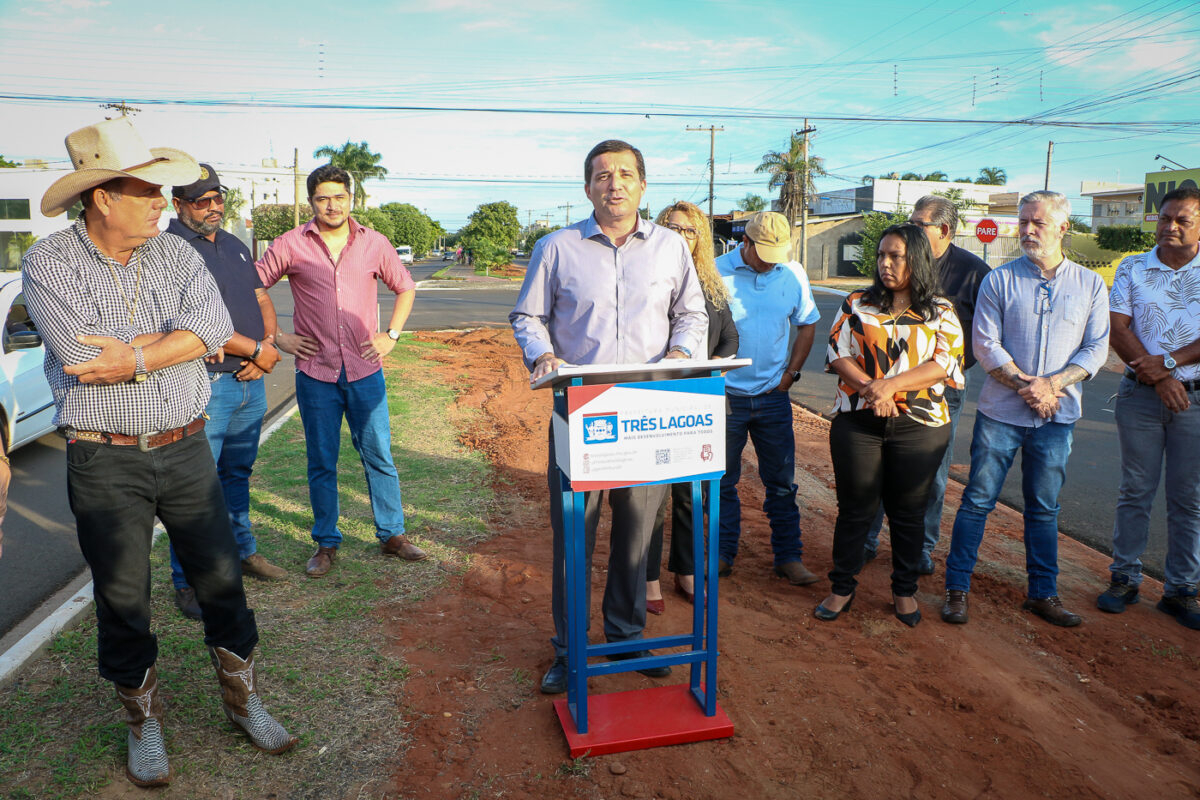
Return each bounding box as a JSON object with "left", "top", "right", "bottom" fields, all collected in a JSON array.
[{"left": 815, "top": 223, "right": 965, "bottom": 627}]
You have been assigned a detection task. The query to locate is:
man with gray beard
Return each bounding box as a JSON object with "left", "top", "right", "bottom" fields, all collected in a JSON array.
[{"left": 166, "top": 164, "right": 287, "bottom": 621}]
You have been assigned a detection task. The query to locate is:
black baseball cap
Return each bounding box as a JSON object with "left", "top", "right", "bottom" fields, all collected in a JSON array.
[{"left": 172, "top": 163, "right": 226, "bottom": 200}]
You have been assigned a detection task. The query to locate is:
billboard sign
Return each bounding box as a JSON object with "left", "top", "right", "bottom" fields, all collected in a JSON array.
[{"left": 1143, "top": 168, "right": 1200, "bottom": 231}]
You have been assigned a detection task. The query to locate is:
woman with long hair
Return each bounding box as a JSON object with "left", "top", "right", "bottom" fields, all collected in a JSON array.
[
  {"left": 645, "top": 201, "right": 739, "bottom": 612},
  {"left": 815, "top": 223, "right": 964, "bottom": 627}
]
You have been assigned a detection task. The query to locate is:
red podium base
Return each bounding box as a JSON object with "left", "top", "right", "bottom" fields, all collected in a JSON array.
[{"left": 553, "top": 683, "right": 734, "bottom": 757}]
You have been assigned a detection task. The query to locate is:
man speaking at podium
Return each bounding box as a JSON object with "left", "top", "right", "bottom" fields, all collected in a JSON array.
[{"left": 510, "top": 139, "right": 708, "bottom": 695}]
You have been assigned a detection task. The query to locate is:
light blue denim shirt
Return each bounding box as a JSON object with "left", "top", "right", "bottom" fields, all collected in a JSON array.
[
  {"left": 717, "top": 247, "right": 820, "bottom": 397},
  {"left": 509, "top": 215, "right": 707, "bottom": 369},
  {"left": 973, "top": 255, "right": 1110, "bottom": 427}
]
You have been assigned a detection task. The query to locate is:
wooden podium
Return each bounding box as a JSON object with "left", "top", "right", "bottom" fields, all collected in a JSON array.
[{"left": 535, "top": 358, "right": 748, "bottom": 756}]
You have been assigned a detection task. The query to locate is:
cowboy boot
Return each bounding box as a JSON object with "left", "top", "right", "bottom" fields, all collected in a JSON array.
[
  {"left": 210, "top": 646, "right": 298, "bottom": 754},
  {"left": 115, "top": 666, "right": 170, "bottom": 787}
]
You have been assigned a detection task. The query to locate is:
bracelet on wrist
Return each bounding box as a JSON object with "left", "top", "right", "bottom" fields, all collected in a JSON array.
[{"left": 251, "top": 340, "right": 263, "bottom": 360}]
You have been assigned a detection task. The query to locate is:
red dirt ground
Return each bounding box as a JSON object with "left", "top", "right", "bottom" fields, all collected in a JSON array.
[{"left": 384, "top": 328, "right": 1200, "bottom": 800}]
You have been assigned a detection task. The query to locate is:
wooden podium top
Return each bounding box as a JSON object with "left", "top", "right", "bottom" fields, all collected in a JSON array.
[{"left": 532, "top": 358, "right": 751, "bottom": 391}]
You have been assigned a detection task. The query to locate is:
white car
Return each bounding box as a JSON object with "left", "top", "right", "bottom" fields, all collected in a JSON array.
[
  {"left": 395, "top": 245, "right": 414, "bottom": 265},
  {"left": 1, "top": 274, "right": 56, "bottom": 451}
]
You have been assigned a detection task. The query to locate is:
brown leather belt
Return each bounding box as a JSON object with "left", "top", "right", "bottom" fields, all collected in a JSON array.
[{"left": 63, "top": 417, "right": 206, "bottom": 452}]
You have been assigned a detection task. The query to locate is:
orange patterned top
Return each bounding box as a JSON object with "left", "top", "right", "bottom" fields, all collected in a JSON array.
[{"left": 826, "top": 290, "right": 965, "bottom": 427}]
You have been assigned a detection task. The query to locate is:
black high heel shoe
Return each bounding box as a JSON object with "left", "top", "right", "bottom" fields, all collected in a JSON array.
[
  {"left": 814, "top": 591, "right": 854, "bottom": 621},
  {"left": 894, "top": 595, "right": 921, "bottom": 627}
]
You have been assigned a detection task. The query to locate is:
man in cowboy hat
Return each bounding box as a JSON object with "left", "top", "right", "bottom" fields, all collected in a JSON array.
[
  {"left": 20, "top": 117, "right": 297, "bottom": 788},
  {"left": 165, "top": 163, "right": 288, "bottom": 622}
]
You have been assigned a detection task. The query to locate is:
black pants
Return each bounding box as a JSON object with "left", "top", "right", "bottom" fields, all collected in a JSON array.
[
  {"left": 828, "top": 410, "right": 950, "bottom": 597},
  {"left": 646, "top": 482, "right": 702, "bottom": 581},
  {"left": 547, "top": 425, "right": 666, "bottom": 657},
  {"left": 67, "top": 432, "right": 258, "bottom": 687}
]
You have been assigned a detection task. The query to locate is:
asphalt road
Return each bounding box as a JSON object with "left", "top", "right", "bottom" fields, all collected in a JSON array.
[{"left": 0, "top": 262, "right": 1164, "bottom": 645}]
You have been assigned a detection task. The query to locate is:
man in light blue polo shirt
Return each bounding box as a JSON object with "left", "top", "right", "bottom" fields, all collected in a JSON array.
[{"left": 716, "top": 211, "right": 821, "bottom": 584}]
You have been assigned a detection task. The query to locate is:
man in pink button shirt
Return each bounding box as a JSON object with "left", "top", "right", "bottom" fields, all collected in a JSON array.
[{"left": 257, "top": 164, "right": 424, "bottom": 578}]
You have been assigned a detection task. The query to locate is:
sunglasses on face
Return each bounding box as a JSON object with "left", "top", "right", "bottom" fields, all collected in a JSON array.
[{"left": 188, "top": 193, "right": 225, "bottom": 210}]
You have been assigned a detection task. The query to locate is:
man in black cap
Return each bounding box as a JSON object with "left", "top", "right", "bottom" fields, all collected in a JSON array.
[{"left": 166, "top": 164, "right": 287, "bottom": 620}]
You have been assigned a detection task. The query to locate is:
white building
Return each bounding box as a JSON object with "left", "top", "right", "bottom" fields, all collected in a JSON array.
[{"left": 814, "top": 178, "right": 1005, "bottom": 219}]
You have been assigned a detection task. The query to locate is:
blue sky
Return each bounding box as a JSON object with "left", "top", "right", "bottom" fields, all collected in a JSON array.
[{"left": 1, "top": 0, "right": 1197, "bottom": 232}]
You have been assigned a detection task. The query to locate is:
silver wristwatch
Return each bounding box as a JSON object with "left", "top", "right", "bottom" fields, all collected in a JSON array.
[
  {"left": 387, "top": 328, "right": 401, "bottom": 341},
  {"left": 1164, "top": 353, "right": 1177, "bottom": 370}
]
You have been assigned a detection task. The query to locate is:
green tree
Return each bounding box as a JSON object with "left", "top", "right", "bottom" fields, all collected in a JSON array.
[
  {"left": 351, "top": 207, "right": 395, "bottom": 243},
  {"left": 380, "top": 202, "right": 438, "bottom": 254},
  {"left": 923, "top": 171, "right": 949, "bottom": 182},
  {"left": 900, "top": 172, "right": 922, "bottom": 181},
  {"left": 953, "top": 176, "right": 975, "bottom": 183},
  {"left": 855, "top": 207, "right": 910, "bottom": 277},
  {"left": 738, "top": 193, "right": 768, "bottom": 212},
  {"left": 0, "top": 155, "right": 17, "bottom": 168},
  {"left": 977, "top": 166, "right": 1007, "bottom": 185},
  {"left": 861, "top": 175, "right": 875, "bottom": 185},
  {"left": 221, "top": 187, "right": 246, "bottom": 231},
  {"left": 459, "top": 201, "right": 521, "bottom": 271},
  {"left": 931, "top": 187, "right": 978, "bottom": 218},
  {"left": 312, "top": 141, "right": 388, "bottom": 211},
  {"left": 251, "top": 203, "right": 311, "bottom": 242},
  {"left": 1096, "top": 225, "right": 1155, "bottom": 252},
  {"left": 755, "top": 133, "right": 826, "bottom": 227},
  {"left": 527, "top": 225, "right": 560, "bottom": 251}
]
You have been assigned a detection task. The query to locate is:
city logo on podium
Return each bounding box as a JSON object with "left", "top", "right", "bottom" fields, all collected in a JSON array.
[
  {"left": 582, "top": 413, "right": 618, "bottom": 444},
  {"left": 701, "top": 443, "right": 714, "bottom": 462}
]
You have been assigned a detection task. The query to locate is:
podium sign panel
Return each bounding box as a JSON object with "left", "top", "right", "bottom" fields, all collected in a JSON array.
[{"left": 553, "top": 376, "right": 725, "bottom": 491}]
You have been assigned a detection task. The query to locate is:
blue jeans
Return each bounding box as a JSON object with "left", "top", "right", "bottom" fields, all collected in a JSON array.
[
  {"left": 865, "top": 381, "right": 967, "bottom": 559},
  {"left": 295, "top": 368, "right": 405, "bottom": 547},
  {"left": 170, "top": 373, "right": 266, "bottom": 589},
  {"left": 719, "top": 390, "right": 803, "bottom": 566},
  {"left": 1111, "top": 377, "right": 1200, "bottom": 595},
  {"left": 68, "top": 433, "right": 257, "bottom": 686},
  {"left": 945, "top": 412, "right": 1074, "bottom": 599}
]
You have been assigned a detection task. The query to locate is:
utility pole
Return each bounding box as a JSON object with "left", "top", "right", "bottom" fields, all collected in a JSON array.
[
  {"left": 293, "top": 148, "right": 301, "bottom": 228},
  {"left": 1044, "top": 141, "right": 1054, "bottom": 190},
  {"left": 797, "top": 120, "right": 817, "bottom": 271},
  {"left": 558, "top": 202, "right": 574, "bottom": 226},
  {"left": 686, "top": 125, "right": 724, "bottom": 221}
]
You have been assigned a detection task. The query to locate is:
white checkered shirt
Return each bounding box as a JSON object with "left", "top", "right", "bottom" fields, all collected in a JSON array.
[{"left": 21, "top": 217, "right": 233, "bottom": 435}]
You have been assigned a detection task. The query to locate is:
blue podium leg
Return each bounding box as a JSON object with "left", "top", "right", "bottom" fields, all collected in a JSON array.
[
  {"left": 562, "top": 482, "right": 589, "bottom": 734},
  {"left": 704, "top": 477, "right": 719, "bottom": 716}
]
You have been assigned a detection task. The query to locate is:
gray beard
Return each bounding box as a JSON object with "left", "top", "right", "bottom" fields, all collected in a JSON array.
[{"left": 181, "top": 212, "right": 221, "bottom": 237}]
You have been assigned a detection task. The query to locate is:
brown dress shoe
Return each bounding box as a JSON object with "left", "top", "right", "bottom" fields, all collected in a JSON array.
[
  {"left": 1022, "top": 596, "right": 1082, "bottom": 627},
  {"left": 242, "top": 553, "right": 288, "bottom": 581},
  {"left": 774, "top": 561, "right": 820, "bottom": 586},
  {"left": 306, "top": 546, "right": 337, "bottom": 578},
  {"left": 381, "top": 534, "right": 428, "bottom": 561},
  {"left": 941, "top": 590, "right": 968, "bottom": 624}
]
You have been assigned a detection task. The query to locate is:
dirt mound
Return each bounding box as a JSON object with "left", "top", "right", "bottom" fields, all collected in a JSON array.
[{"left": 387, "top": 329, "right": 1200, "bottom": 800}]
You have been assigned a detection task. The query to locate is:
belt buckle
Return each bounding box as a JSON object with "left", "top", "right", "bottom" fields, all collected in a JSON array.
[{"left": 137, "top": 432, "right": 152, "bottom": 452}]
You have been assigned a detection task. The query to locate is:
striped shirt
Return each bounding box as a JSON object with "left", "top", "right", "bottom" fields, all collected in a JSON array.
[
  {"left": 21, "top": 216, "right": 233, "bottom": 435},
  {"left": 973, "top": 255, "right": 1110, "bottom": 427},
  {"left": 256, "top": 217, "right": 415, "bottom": 383}
]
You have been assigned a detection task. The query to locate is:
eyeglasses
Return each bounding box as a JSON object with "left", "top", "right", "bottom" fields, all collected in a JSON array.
[
  {"left": 188, "top": 193, "right": 225, "bottom": 210},
  {"left": 665, "top": 222, "right": 699, "bottom": 240}
]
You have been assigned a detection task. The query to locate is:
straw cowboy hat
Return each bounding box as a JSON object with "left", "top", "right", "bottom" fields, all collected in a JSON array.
[{"left": 41, "top": 117, "right": 200, "bottom": 217}]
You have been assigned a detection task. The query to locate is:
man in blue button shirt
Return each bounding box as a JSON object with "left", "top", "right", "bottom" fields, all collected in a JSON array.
[
  {"left": 716, "top": 211, "right": 821, "bottom": 585},
  {"left": 167, "top": 165, "right": 287, "bottom": 620},
  {"left": 942, "top": 190, "right": 1109, "bottom": 628}
]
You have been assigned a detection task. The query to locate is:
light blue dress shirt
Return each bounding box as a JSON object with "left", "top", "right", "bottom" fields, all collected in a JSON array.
[
  {"left": 972, "top": 255, "right": 1110, "bottom": 427},
  {"left": 717, "top": 247, "right": 820, "bottom": 397},
  {"left": 509, "top": 215, "right": 707, "bottom": 369}
]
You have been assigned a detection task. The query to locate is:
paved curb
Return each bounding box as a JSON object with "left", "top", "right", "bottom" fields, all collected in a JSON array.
[{"left": 0, "top": 403, "right": 300, "bottom": 687}]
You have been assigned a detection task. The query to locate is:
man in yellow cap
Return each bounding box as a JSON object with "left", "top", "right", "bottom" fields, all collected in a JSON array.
[
  {"left": 715, "top": 211, "right": 821, "bottom": 584},
  {"left": 20, "top": 117, "right": 296, "bottom": 787}
]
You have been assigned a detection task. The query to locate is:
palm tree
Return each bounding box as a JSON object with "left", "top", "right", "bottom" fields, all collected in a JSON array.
[
  {"left": 977, "top": 166, "right": 1007, "bottom": 185},
  {"left": 738, "top": 193, "right": 768, "bottom": 212},
  {"left": 755, "top": 133, "right": 826, "bottom": 227},
  {"left": 922, "top": 171, "right": 949, "bottom": 182},
  {"left": 312, "top": 141, "right": 389, "bottom": 210}
]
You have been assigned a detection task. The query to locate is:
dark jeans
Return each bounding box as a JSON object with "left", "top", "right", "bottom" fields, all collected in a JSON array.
[
  {"left": 547, "top": 426, "right": 666, "bottom": 657},
  {"left": 828, "top": 410, "right": 951, "bottom": 597},
  {"left": 719, "top": 390, "right": 803, "bottom": 567},
  {"left": 646, "top": 482, "right": 701, "bottom": 580},
  {"left": 67, "top": 432, "right": 258, "bottom": 687}
]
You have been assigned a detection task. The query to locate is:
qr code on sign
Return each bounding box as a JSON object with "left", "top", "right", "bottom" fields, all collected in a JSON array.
[{"left": 655, "top": 449, "right": 671, "bottom": 465}]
